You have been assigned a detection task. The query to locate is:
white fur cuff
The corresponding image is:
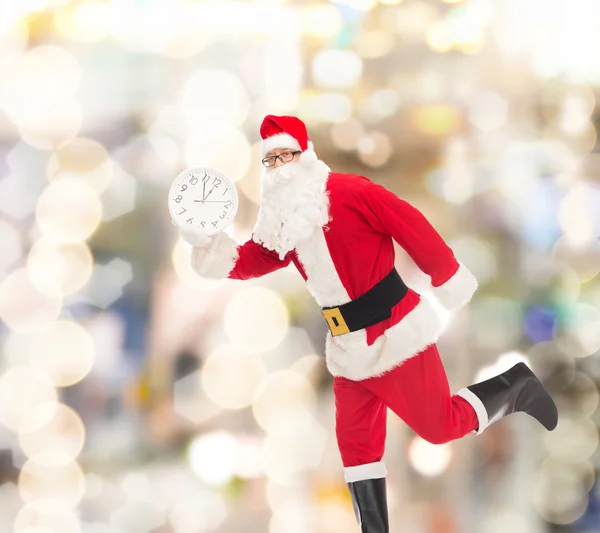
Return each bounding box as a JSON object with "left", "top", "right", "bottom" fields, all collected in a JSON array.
[
  {"left": 191, "top": 232, "right": 239, "bottom": 279},
  {"left": 456, "top": 388, "right": 488, "bottom": 436},
  {"left": 430, "top": 261, "right": 478, "bottom": 312},
  {"left": 344, "top": 462, "right": 387, "bottom": 483}
]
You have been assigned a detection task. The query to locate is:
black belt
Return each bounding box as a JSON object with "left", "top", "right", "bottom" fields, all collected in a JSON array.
[{"left": 321, "top": 268, "right": 408, "bottom": 336}]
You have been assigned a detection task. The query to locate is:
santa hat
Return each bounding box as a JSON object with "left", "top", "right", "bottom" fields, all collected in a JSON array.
[{"left": 259, "top": 115, "right": 318, "bottom": 167}]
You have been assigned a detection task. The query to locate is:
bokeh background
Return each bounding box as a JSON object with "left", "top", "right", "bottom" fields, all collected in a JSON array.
[{"left": 1, "top": 0, "right": 600, "bottom": 532}]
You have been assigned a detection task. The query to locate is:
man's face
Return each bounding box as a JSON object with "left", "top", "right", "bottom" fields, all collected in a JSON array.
[{"left": 264, "top": 147, "right": 301, "bottom": 169}]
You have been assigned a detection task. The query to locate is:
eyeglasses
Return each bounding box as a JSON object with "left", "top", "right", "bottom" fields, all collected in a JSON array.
[{"left": 261, "top": 150, "right": 302, "bottom": 168}]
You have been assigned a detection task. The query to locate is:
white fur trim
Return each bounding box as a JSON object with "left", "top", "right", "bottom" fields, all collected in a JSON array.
[
  {"left": 293, "top": 229, "right": 445, "bottom": 380},
  {"left": 191, "top": 232, "right": 239, "bottom": 279},
  {"left": 299, "top": 141, "right": 317, "bottom": 167},
  {"left": 456, "top": 388, "right": 488, "bottom": 435},
  {"left": 261, "top": 133, "right": 301, "bottom": 157},
  {"left": 431, "top": 261, "right": 478, "bottom": 312},
  {"left": 326, "top": 297, "right": 444, "bottom": 380},
  {"left": 344, "top": 461, "right": 387, "bottom": 483}
]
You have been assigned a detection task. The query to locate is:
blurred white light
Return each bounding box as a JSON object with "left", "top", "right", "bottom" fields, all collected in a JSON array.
[
  {"left": 543, "top": 417, "right": 598, "bottom": 460},
  {"left": 19, "top": 459, "right": 87, "bottom": 508},
  {"left": 270, "top": 499, "right": 312, "bottom": 533},
  {"left": 29, "top": 320, "right": 95, "bottom": 387},
  {"left": 0, "top": 367, "right": 57, "bottom": 432},
  {"left": 187, "top": 432, "right": 238, "bottom": 486},
  {"left": 479, "top": 509, "right": 529, "bottom": 533},
  {"left": 224, "top": 287, "right": 289, "bottom": 353},
  {"left": 330, "top": 118, "right": 365, "bottom": 151},
  {"left": 169, "top": 491, "right": 227, "bottom": 532},
  {"left": 180, "top": 69, "right": 250, "bottom": 128},
  {"left": 47, "top": 137, "right": 114, "bottom": 194},
  {"left": 558, "top": 182, "right": 597, "bottom": 247},
  {"left": 0, "top": 219, "right": 21, "bottom": 275},
  {"left": 171, "top": 239, "right": 223, "bottom": 291},
  {"left": 354, "top": 30, "right": 396, "bottom": 59},
  {"left": 474, "top": 351, "right": 530, "bottom": 383},
  {"left": 448, "top": 237, "right": 497, "bottom": 284},
  {"left": 365, "top": 89, "right": 400, "bottom": 119},
  {"left": 201, "top": 344, "right": 266, "bottom": 410},
  {"left": 15, "top": 500, "right": 81, "bottom": 533},
  {"left": 357, "top": 131, "right": 393, "bottom": 167},
  {"left": 36, "top": 179, "right": 103, "bottom": 243},
  {"left": 27, "top": 239, "right": 94, "bottom": 298},
  {"left": 559, "top": 303, "right": 600, "bottom": 356},
  {"left": 19, "top": 403, "right": 86, "bottom": 467},
  {"left": 252, "top": 370, "right": 316, "bottom": 432},
  {"left": 76, "top": 258, "right": 132, "bottom": 309},
  {"left": 312, "top": 49, "right": 363, "bottom": 89},
  {"left": 314, "top": 93, "right": 353, "bottom": 123},
  {"left": 54, "top": 0, "right": 111, "bottom": 43},
  {"left": 468, "top": 91, "right": 508, "bottom": 131},
  {"left": 302, "top": 4, "right": 342, "bottom": 37},
  {"left": 0, "top": 268, "right": 62, "bottom": 332},
  {"left": 407, "top": 436, "right": 452, "bottom": 476},
  {"left": 330, "top": 0, "right": 377, "bottom": 10},
  {"left": 184, "top": 126, "right": 251, "bottom": 183}
]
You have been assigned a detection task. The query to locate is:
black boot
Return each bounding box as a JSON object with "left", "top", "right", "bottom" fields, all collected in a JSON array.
[
  {"left": 457, "top": 362, "right": 558, "bottom": 434},
  {"left": 347, "top": 477, "right": 389, "bottom": 533}
]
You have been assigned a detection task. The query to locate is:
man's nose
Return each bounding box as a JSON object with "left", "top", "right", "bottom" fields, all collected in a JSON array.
[{"left": 274, "top": 158, "right": 284, "bottom": 168}]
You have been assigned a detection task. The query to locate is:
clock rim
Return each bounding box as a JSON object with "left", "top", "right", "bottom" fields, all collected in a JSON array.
[{"left": 168, "top": 166, "right": 239, "bottom": 235}]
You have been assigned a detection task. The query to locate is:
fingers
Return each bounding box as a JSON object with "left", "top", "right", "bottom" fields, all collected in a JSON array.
[{"left": 180, "top": 229, "right": 214, "bottom": 247}]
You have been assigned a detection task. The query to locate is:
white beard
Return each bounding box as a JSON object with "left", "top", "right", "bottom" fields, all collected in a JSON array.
[{"left": 252, "top": 158, "right": 331, "bottom": 259}]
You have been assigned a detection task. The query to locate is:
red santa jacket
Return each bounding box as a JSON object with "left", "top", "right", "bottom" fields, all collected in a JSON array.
[{"left": 193, "top": 173, "right": 478, "bottom": 380}]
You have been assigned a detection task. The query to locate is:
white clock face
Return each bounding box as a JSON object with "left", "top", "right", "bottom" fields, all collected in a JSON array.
[{"left": 168, "top": 167, "right": 239, "bottom": 235}]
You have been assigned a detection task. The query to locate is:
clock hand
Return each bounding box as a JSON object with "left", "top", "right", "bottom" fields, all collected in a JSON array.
[{"left": 202, "top": 177, "right": 206, "bottom": 201}]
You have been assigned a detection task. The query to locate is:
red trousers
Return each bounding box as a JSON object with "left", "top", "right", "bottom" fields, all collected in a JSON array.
[{"left": 333, "top": 344, "right": 478, "bottom": 467}]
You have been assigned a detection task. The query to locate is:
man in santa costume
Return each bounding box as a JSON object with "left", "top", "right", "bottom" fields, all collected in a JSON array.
[{"left": 183, "top": 115, "right": 558, "bottom": 532}]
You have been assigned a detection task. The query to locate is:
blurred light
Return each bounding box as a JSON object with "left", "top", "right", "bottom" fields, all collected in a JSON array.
[
  {"left": 523, "top": 306, "right": 557, "bottom": 343},
  {"left": 237, "top": 142, "right": 263, "bottom": 205},
  {"left": 15, "top": 500, "right": 81, "bottom": 533},
  {"left": 479, "top": 510, "right": 528, "bottom": 533},
  {"left": 187, "top": 431, "right": 237, "bottom": 486},
  {"left": 312, "top": 49, "right": 363, "bottom": 90},
  {"left": 533, "top": 457, "right": 593, "bottom": 525},
  {"left": 184, "top": 127, "right": 251, "bottom": 183},
  {"left": 224, "top": 287, "right": 289, "bottom": 353},
  {"left": 330, "top": 0, "right": 377, "bottom": 10},
  {"left": 169, "top": 491, "right": 227, "bottom": 532},
  {"left": 47, "top": 137, "right": 114, "bottom": 194},
  {"left": 171, "top": 239, "right": 223, "bottom": 291},
  {"left": 19, "top": 403, "right": 86, "bottom": 467},
  {"left": 558, "top": 303, "right": 600, "bottom": 357},
  {"left": 0, "top": 45, "right": 81, "bottom": 121},
  {"left": 409, "top": 104, "right": 462, "bottom": 136},
  {"left": 386, "top": 1, "right": 439, "bottom": 42},
  {"left": 77, "top": 258, "right": 132, "bottom": 309},
  {"left": 0, "top": 219, "right": 21, "bottom": 276},
  {"left": 54, "top": 1, "right": 111, "bottom": 43},
  {"left": 261, "top": 417, "right": 328, "bottom": 484},
  {"left": 18, "top": 99, "right": 83, "bottom": 151},
  {"left": 552, "top": 236, "right": 600, "bottom": 283},
  {"left": 379, "top": 0, "right": 403, "bottom": 5},
  {"left": 302, "top": 4, "right": 342, "bottom": 37},
  {"left": 201, "top": 344, "right": 266, "bottom": 410},
  {"left": 0, "top": 367, "right": 57, "bottom": 432},
  {"left": 474, "top": 351, "right": 530, "bottom": 383},
  {"left": 36, "top": 179, "right": 102, "bottom": 243},
  {"left": 18, "top": 460, "right": 87, "bottom": 508},
  {"left": 543, "top": 417, "right": 598, "bottom": 461},
  {"left": 407, "top": 436, "right": 452, "bottom": 476},
  {"left": 270, "top": 499, "right": 311, "bottom": 533},
  {"left": 470, "top": 299, "right": 524, "bottom": 351},
  {"left": 314, "top": 93, "right": 353, "bottom": 123},
  {"left": 253, "top": 370, "right": 317, "bottom": 432},
  {"left": 354, "top": 30, "right": 396, "bottom": 58},
  {"left": 27, "top": 239, "right": 94, "bottom": 298},
  {"left": 447, "top": 237, "right": 497, "bottom": 284},
  {"left": 357, "top": 131, "right": 392, "bottom": 167},
  {"left": 0, "top": 268, "right": 62, "bottom": 332},
  {"left": 468, "top": 91, "right": 508, "bottom": 131},
  {"left": 550, "top": 371, "right": 598, "bottom": 419},
  {"left": 558, "top": 183, "right": 598, "bottom": 248},
  {"left": 363, "top": 89, "right": 400, "bottom": 120},
  {"left": 29, "top": 320, "right": 95, "bottom": 387},
  {"left": 426, "top": 22, "right": 453, "bottom": 52},
  {"left": 330, "top": 118, "right": 365, "bottom": 151},
  {"left": 173, "top": 370, "right": 223, "bottom": 425},
  {"left": 180, "top": 70, "right": 250, "bottom": 128}
]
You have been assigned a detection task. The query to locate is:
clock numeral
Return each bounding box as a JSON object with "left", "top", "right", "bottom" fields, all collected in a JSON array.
[
  {"left": 224, "top": 200, "right": 232, "bottom": 208},
  {"left": 178, "top": 207, "right": 187, "bottom": 215},
  {"left": 202, "top": 173, "right": 210, "bottom": 184},
  {"left": 181, "top": 184, "right": 188, "bottom": 192},
  {"left": 200, "top": 221, "right": 206, "bottom": 228},
  {"left": 223, "top": 187, "right": 230, "bottom": 196},
  {"left": 189, "top": 176, "right": 198, "bottom": 185},
  {"left": 212, "top": 221, "right": 218, "bottom": 228},
  {"left": 219, "top": 211, "right": 227, "bottom": 219},
  {"left": 187, "top": 218, "right": 194, "bottom": 224},
  {"left": 175, "top": 195, "right": 183, "bottom": 203}
]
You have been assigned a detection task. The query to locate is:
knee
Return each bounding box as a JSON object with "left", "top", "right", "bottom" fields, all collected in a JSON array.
[{"left": 414, "top": 426, "right": 454, "bottom": 445}]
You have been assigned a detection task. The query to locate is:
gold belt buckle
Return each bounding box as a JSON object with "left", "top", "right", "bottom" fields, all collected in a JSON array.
[{"left": 322, "top": 307, "right": 350, "bottom": 336}]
